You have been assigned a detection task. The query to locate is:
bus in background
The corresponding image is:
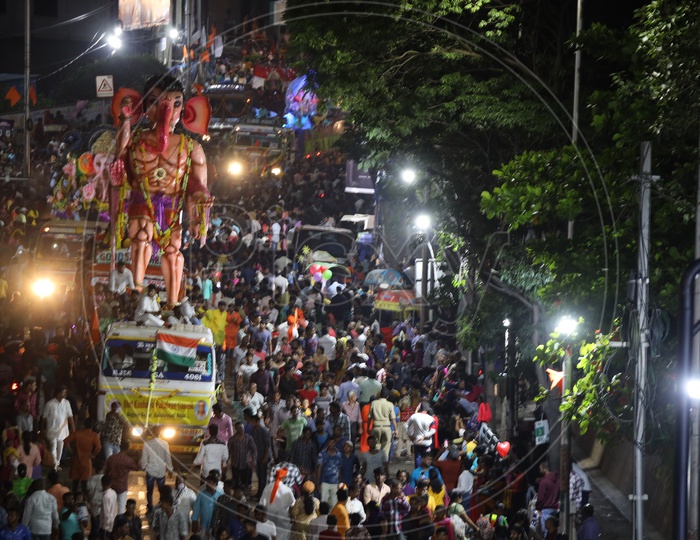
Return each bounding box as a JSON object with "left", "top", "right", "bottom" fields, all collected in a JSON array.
[{"left": 97, "top": 322, "right": 217, "bottom": 453}]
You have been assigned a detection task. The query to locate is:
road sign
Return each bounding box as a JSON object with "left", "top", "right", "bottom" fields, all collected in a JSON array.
[{"left": 96, "top": 75, "right": 114, "bottom": 98}]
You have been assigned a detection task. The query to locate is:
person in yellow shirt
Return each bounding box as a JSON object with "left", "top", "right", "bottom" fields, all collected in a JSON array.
[
  {"left": 330, "top": 488, "right": 350, "bottom": 538},
  {"left": 202, "top": 300, "right": 228, "bottom": 383}
]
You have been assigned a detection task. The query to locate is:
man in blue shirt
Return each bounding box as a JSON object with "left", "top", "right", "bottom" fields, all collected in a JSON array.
[
  {"left": 192, "top": 472, "right": 223, "bottom": 537},
  {"left": 339, "top": 441, "right": 361, "bottom": 486},
  {"left": 409, "top": 453, "right": 444, "bottom": 487},
  {"left": 317, "top": 436, "right": 343, "bottom": 508}
]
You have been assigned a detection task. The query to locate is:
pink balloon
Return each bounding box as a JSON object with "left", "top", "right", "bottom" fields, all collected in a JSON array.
[{"left": 313, "top": 272, "right": 323, "bottom": 282}]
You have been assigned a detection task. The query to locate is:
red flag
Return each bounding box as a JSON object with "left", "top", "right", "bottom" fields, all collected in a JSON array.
[
  {"left": 5, "top": 86, "right": 21, "bottom": 107},
  {"left": 29, "top": 85, "right": 37, "bottom": 106}
]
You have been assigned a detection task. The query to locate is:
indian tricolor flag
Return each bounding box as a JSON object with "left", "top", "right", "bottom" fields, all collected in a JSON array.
[{"left": 155, "top": 332, "right": 199, "bottom": 368}]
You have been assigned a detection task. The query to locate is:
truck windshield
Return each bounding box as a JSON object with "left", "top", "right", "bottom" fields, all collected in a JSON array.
[
  {"left": 103, "top": 339, "right": 214, "bottom": 382},
  {"left": 36, "top": 235, "right": 84, "bottom": 259}
]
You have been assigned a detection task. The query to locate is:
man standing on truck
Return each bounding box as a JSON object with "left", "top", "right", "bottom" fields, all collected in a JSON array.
[
  {"left": 203, "top": 301, "right": 227, "bottom": 382},
  {"left": 110, "top": 261, "right": 135, "bottom": 299}
]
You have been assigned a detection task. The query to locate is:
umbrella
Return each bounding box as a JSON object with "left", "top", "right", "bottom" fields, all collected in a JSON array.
[{"left": 364, "top": 268, "right": 405, "bottom": 287}]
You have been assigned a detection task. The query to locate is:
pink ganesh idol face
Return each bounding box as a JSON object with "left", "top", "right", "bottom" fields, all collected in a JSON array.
[
  {"left": 93, "top": 153, "right": 115, "bottom": 181},
  {"left": 145, "top": 87, "right": 184, "bottom": 152}
]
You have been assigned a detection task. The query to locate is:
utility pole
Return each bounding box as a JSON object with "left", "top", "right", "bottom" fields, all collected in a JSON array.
[
  {"left": 184, "top": 0, "right": 192, "bottom": 97},
  {"left": 632, "top": 141, "right": 654, "bottom": 540},
  {"left": 23, "top": 0, "right": 31, "bottom": 179},
  {"left": 688, "top": 126, "right": 700, "bottom": 540},
  {"left": 420, "top": 183, "right": 429, "bottom": 329},
  {"left": 568, "top": 0, "right": 583, "bottom": 240}
]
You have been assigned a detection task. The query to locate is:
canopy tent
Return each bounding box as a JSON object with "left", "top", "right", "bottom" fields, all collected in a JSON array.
[
  {"left": 311, "top": 250, "right": 337, "bottom": 263},
  {"left": 374, "top": 289, "right": 419, "bottom": 312},
  {"left": 364, "top": 268, "right": 405, "bottom": 287}
]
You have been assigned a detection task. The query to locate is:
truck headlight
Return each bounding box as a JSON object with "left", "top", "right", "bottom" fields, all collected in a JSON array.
[
  {"left": 162, "top": 427, "right": 176, "bottom": 439},
  {"left": 32, "top": 278, "right": 55, "bottom": 299}
]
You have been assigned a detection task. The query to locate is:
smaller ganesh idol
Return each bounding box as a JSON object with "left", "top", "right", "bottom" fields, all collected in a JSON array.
[
  {"left": 111, "top": 74, "right": 212, "bottom": 307},
  {"left": 90, "top": 129, "right": 117, "bottom": 206}
]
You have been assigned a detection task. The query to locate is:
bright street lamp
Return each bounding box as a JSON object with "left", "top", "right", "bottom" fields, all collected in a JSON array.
[
  {"left": 401, "top": 168, "right": 416, "bottom": 184},
  {"left": 687, "top": 379, "right": 700, "bottom": 400},
  {"left": 556, "top": 316, "right": 578, "bottom": 335},
  {"left": 228, "top": 161, "right": 243, "bottom": 175},
  {"left": 107, "top": 34, "right": 122, "bottom": 50},
  {"left": 168, "top": 27, "right": 179, "bottom": 40},
  {"left": 415, "top": 214, "right": 431, "bottom": 231}
]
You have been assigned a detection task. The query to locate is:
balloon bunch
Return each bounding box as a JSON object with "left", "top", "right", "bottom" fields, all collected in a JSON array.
[{"left": 309, "top": 264, "right": 333, "bottom": 283}]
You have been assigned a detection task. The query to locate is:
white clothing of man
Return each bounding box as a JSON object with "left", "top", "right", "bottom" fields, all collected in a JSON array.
[
  {"left": 135, "top": 287, "right": 164, "bottom": 326},
  {"left": 22, "top": 488, "right": 59, "bottom": 534},
  {"left": 249, "top": 391, "right": 265, "bottom": 416},
  {"left": 270, "top": 222, "right": 282, "bottom": 244},
  {"left": 43, "top": 392, "right": 74, "bottom": 468},
  {"left": 173, "top": 479, "right": 198, "bottom": 523},
  {"left": 346, "top": 496, "right": 366, "bottom": 523},
  {"left": 260, "top": 479, "right": 295, "bottom": 540},
  {"left": 256, "top": 517, "right": 277, "bottom": 540},
  {"left": 456, "top": 468, "right": 474, "bottom": 494},
  {"left": 102, "top": 487, "right": 118, "bottom": 534},
  {"left": 193, "top": 439, "right": 229, "bottom": 478},
  {"left": 318, "top": 332, "right": 337, "bottom": 361},
  {"left": 142, "top": 434, "right": 174, "bottom": 478},
  {"left": 274, "top": 274, "right": 289, "bottom": 294},
  {"left": 110, "top": 263, "right": 135, "bottom": 295},
  {"left": 406, "top": 410, "right": 436, "bottom": 450}
]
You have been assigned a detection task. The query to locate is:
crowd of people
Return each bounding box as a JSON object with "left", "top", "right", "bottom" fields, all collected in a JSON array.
[
  {"left": 0, "top": 289, "right": 604, "bottom": 540},
  {"left": 0, "top": 60, "right": 606, "bottom": 540}
]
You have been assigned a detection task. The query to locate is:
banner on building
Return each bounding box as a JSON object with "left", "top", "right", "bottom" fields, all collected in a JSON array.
[{"left": 119, "top": 0, "right": 170, "bottom": 30}]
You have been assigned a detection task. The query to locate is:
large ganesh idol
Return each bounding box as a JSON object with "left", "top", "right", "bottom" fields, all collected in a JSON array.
[{"left": 112, "top": 74, "right": 213, "bottom": 306}]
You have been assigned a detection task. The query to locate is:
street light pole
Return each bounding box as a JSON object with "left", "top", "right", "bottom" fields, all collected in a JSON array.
[
  {"left": 420, "top": 184, "right": 430, "bottom": 327},
  {"left": 560, "top": 344, "right": 573, "bottom": 536},
  {"left": 556, "top": 316, "right": 577, "bottom": 538}
]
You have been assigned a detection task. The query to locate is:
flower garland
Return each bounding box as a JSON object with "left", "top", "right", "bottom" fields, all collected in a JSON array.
[
  {"left": 116, "top": 181, "right": 129, "bottom": 248},
  {"left": 130, "top": 133, "right": 193, "bottom": 251}
]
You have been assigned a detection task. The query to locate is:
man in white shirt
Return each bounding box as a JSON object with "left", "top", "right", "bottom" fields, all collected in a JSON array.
[
  {"left": 110, "top": 261, "right": 135, "bottom": 296},
  {"left": 193, "top": 424, "right": 229, "bottom": 480},
  {"left": 142, "top": 426, "right": 174, "bottom": 513},
  {"left": 273, "top": 270, "right": 288, "bottom": 295},
  {"left": 22, "top": 478, "right": 59, "bottom": 536},
  {"left": 101, "top": 475, "right": 118, "bottom": 536},
  {"left": 405, "top": 406, "right": 436, "bottom": 467},
  {"left": 135, "top": 284, "right": 164, "bottom": 326},
  {"left": 254, "top": 505, "right": 277, "bottom": 540},
  {"left": 173, "top": 474, "right": 197, "bottom": 524},
  {"left": 249, "top": 382, "right": 265, "bottom": 416},
  {"left": 317, "top": 327, "right": 337, "bottom": 362},
  {"left": 41, "top": 385, "right": 74, "bottom": 470}
]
